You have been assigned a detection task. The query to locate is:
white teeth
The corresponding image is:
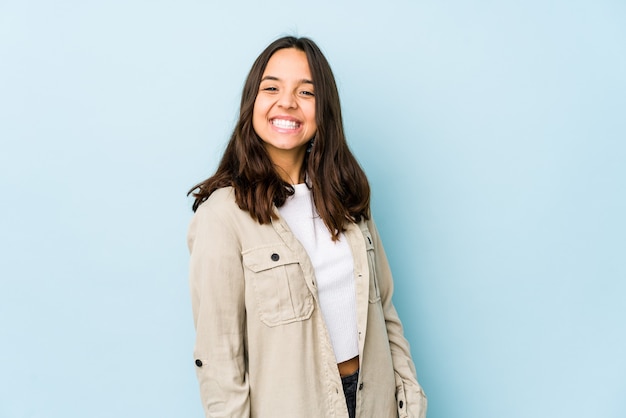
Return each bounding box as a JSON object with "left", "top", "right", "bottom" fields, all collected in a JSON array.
[{"left": 272, "top": 119, "right": 299, "bottom": 129}]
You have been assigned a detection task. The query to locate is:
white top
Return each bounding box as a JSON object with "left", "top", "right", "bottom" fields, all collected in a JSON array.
[{"left": 278, "top": 183, "right": 359, "bottom": 363}]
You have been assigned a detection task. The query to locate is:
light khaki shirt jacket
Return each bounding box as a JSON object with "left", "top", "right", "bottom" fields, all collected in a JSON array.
[{"left": 188, "top": 187, "right": 427, "bottom": 418}]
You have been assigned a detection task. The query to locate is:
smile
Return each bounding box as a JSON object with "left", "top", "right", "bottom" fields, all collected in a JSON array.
[{"left": 271, "top": 118, "right": 301, "bottom": 130}]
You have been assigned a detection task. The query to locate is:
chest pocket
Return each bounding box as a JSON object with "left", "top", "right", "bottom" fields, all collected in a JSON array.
[
  {"left": 362, "top": 229, "right": 382, "bottom": 303},
  {"left": 242, "top": 244, "right": 314, "bottom": 327}
]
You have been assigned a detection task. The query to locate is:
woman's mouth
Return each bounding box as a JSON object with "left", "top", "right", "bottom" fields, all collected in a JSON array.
[{"left": 271, "top": 118, "right": 301, "bottom": 130}]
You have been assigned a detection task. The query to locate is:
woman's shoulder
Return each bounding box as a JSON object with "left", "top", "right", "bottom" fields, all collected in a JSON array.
[
  {"left": 188, "top": 187, "right": 242, "bottom": 247},
  {"left": 191, "top": 187, "right": 246, "bottom": 229},
  {"left": 195, "top": 186, "right": 237, "bottom": 214},
  {"left": 353, "top": 214, "right": 376, "bottom": 232}
]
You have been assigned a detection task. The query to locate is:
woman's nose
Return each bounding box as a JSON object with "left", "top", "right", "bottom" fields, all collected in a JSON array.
[{"left": 277, "top": 91, "right": 297, "bottom": 109}]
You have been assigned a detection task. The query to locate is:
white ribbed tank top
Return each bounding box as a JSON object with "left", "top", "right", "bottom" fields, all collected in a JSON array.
[{"left": 278, "top": 183, "right": 358, "bottom": 363}]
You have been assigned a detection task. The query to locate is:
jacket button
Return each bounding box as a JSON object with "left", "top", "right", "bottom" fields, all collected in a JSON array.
[
  {"left": 359, "top": 383, "right": 364, "bottom": 390},
  {"left": 271, "top": 253, "right": 279, "bottom": 261},
  {"left": 195, "top": 359, "right": 203, "bottom": 367},
  {"left": 399, "top": 400, "right": 404, "bottom": 408}
]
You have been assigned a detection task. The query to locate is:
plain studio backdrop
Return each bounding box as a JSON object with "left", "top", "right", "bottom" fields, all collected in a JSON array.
[{"left": 1, "top": 1, "right": 624, "bottom": 417}]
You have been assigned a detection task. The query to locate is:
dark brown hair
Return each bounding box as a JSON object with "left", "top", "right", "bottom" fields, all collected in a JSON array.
[{"left": 188, "top": 36, "right": 370, "bottom": 239}]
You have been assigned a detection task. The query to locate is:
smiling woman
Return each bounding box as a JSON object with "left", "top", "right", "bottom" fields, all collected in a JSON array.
[{"left": 187, "top": 36, "right": 427, "bottom": 418}]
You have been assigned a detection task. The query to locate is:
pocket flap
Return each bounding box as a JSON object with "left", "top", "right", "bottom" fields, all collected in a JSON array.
[
  {"left": 242, "top": 244, "right": 299, "bottom": 273},
  {"left": 362, "top": 229, "right": 375, "bottom": 251}
]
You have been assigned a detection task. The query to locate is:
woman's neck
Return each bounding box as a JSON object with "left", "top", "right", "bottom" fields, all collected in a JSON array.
[{"left": 269, "top": 150, "right": 306, "bottom": 184}]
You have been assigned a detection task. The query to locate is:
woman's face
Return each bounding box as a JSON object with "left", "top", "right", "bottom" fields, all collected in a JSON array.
[{"left": 252, "top": 48, "right": 317, "bottom": 164}]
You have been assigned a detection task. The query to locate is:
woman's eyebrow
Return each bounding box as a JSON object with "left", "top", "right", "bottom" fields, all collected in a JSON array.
[{"left": 260, "top": 75, "right": 314, "bottom": 85}]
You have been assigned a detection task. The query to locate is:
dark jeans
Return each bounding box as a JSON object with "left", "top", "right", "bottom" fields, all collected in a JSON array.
[{"left": 341, "top": 370, "right": 359, "bottom": 418}]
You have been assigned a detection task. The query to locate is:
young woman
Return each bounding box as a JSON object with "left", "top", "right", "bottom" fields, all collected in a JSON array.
[{"left": 187, "top": 36, "right": 427, "bottom": 418}]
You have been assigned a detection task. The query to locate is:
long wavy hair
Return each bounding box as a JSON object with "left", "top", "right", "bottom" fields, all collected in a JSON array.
[{"left": 188, "top": 36, "right": 370, "bottom": 240}]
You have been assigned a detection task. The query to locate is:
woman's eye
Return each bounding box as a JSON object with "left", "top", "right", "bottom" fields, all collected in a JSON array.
[
  {"left": 262, "top": 86, "right": 278, "bottom": 92},
  {"left": 300, "top": 90, "right": 315, "bottom": 96}
]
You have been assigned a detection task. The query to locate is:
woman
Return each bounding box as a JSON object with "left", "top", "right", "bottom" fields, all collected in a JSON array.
[{"left": 187, "top": 36, "right": 427, "bottom": 418}]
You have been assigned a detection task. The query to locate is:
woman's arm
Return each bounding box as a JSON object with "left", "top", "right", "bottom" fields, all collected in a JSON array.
[
  {"left": 367, "top": 219, "right": 428, "bottom": 418},
  {"left": 188, "top": 204, "right": 250, "bottom": 418}
]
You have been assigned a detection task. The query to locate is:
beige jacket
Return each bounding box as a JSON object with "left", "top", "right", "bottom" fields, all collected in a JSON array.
[{"left": 188, "top": 187, "right": 427, "bottom": 418}]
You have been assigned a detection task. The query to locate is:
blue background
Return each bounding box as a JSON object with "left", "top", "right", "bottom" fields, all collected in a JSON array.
[{"left": 1, "top": 1, "right": 625, "bottom": 417}]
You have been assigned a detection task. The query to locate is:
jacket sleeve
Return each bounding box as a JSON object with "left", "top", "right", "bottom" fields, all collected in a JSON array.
[
  {"left": 188, "top": 204, "right": 250, "bottom": 418},
  {"left": 367, "top": 219, "right": 427, "bottom": 418}
]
